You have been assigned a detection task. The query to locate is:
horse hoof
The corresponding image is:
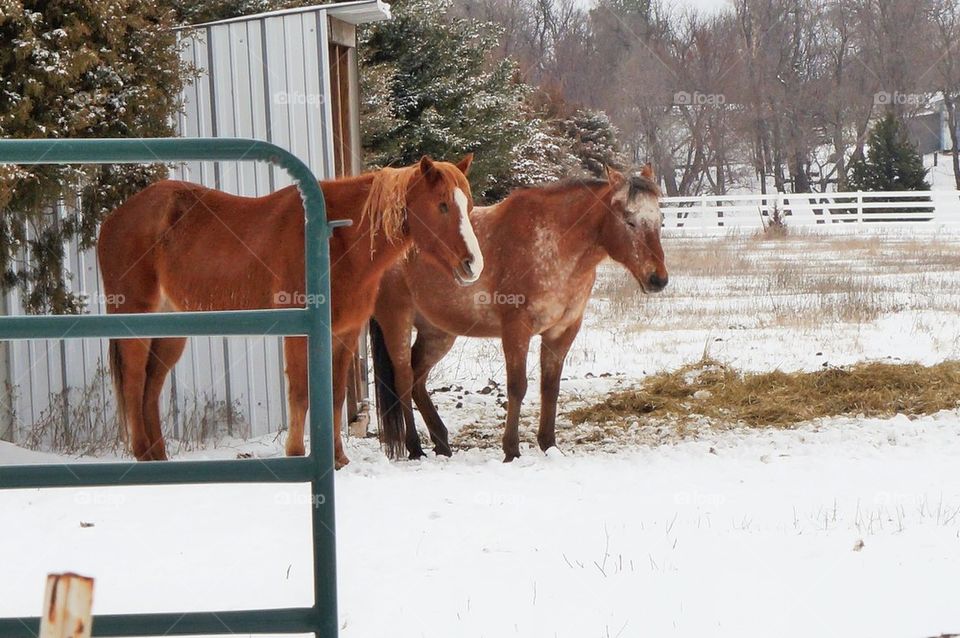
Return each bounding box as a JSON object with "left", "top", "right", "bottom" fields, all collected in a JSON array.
[
  {"left": 503, "top": 452, "right": 520, "bottom": 463},
  {"left": 408, "top": 449, "right": 427, "bottom": 461},
  {"left": 538, "top": 439, "right": 557, "bottom": 453},
  {"left": 434, "top": 445, "right": 453, "bottom": 457},
  {"left": 335, "top": 455, "right": 350, "bottom": 470}
]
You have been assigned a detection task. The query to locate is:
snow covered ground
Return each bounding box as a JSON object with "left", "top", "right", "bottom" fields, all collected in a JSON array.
[
  {"left": 3, "top": 418, "right": 959, "bottom": 637},
  {"left": 3, "top": 229, "right": 960, "bottom": 636}
]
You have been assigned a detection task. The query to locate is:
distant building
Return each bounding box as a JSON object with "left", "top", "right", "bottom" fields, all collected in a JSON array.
[{"left": 905, "top": 95, "right": 958, "bottom": 155}]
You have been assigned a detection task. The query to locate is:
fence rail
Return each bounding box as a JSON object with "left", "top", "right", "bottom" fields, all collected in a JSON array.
[
  {"left": 0, "top": 137, "right": 339, "bottom": 638},
  {"left": 660, "top": 190, "right": 960, "bottom": 230}
]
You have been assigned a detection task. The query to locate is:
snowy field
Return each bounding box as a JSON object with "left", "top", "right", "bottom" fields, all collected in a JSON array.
[{"left": 3, "top": 228, "right": 960, "bottom": 636}]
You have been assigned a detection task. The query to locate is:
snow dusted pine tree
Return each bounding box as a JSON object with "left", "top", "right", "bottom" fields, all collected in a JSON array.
[
  {"left": 359, "top": 0, "right": 573, "bottom": 202},
  {"left": 562, "top": 108, "right": 627, "bottom": 177},
  {"left": 0, "top": 1, "right": 187, "bottom": 313}
]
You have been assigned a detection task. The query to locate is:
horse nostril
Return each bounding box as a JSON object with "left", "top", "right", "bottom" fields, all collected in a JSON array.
[
  {"left": 461, "top": 258, "right": 475, "bottom": 278},
  {"left": 647, "top": 273, "right": 668, "bottom": 291}
]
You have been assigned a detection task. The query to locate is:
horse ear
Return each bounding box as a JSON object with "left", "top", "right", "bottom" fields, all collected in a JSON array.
[
  {"left": 605, "top": 165, "right": 625, "bottom": 188},
  {"left": 456, "top": 153, "right": 474, "bottom": 175},
  {"left": 419, "top": 155, "right": 440, "bottom": 182},
  {"left": 640, "top": 162, "right": 655, "bottom": 179}
]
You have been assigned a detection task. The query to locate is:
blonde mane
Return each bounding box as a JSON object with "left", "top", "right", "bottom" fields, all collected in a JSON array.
[{"left": 361, "top": 165, "right": 418, "bottom": 250}]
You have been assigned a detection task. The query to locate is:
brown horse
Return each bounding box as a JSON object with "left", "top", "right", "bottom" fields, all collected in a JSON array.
[
  {"left": 98, "top": 155, "right": 481, "bottom": 468},
  {"left": 371, "top": 165, "right": 668, "bottom": 462}
]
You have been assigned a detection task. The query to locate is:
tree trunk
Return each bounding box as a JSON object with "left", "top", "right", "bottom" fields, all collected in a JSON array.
[
  {"left": 945, "top": 93, "right": 960, "bottom": 190},
  {"left": 771, "top": 117, "right": 786, "bottom": 193},
  {"left": 833, "top": 121, "right": 848, "bottom": 191}
]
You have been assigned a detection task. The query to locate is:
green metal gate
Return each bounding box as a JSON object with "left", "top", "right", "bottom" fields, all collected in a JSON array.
[{"left": 0, "top": 138, "right": 339, "bottom": 637}]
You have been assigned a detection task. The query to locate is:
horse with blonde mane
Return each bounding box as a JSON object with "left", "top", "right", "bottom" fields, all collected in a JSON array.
[
  {"left": 371, "top": 165, "right": 667, "bottom": 462},
  {"left": 98, "top": 155, "right": 481, "bottom": 468}
]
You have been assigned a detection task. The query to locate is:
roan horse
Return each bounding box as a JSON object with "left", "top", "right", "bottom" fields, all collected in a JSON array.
[
  {"left": 371, "top": 165, "right": 667, "bottom": 462},
  {"left": 98, "top": 155, "right": 482, "bottom": 468}
]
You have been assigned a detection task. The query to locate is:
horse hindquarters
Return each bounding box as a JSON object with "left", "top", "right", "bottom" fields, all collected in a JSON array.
[{"left": 99, "top": 195, "right": 169, "bottom": 460}]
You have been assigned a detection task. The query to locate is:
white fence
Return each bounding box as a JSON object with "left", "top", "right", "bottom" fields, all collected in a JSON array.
[{"left": 661, "top": 190, "right": 960, "bottom": 232}]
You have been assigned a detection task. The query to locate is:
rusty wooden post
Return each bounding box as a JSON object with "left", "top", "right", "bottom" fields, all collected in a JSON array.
[{"left": 39, "top": 573, "right": 94, "bottom": 638}]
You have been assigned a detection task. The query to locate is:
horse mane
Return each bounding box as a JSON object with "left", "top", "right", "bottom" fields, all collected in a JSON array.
[
  {"left": 627, "top": 174, "right": 661, "bottom": 199},
  {"left": 361, "top": 165, "right": 417, "bottom": 247},
  {"left": 524, "top": 173, "right": 661, "bottom": 200}
]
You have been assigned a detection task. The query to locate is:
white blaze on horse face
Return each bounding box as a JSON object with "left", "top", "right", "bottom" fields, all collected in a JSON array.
[
  {"left": 454, "top": 187, "right": 484, "bottom": 280},
  {"left": 627, "top": 195, "right": 662, "bottom": 228}
]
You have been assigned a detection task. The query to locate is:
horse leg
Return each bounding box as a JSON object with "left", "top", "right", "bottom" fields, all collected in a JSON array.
[
  {"left": 538, "top": 319, "right": 582, "bottom": 453},
  {"left": 284, "top": 334, "right": 355, "bottom": 468},
  {"left": 501, "top": 323, "right": 533, "bottom": 462},
  {"left": 141, "top": 337, "right": 187, "bottom": 461},
  {"left": 112, "top": 338, "right": 153, "bottom": 461},
  {"left": 283, "top": 336, "right": 308, "bottom": 457},
  {"left": 410, "top": 325, "right": 458, "bottom": 456},
  {"left": 372, "top": 311, "right": 425, "bottom": 460},
  {"left": 331, "top": 333, "right": 360, "bottom": 468}
]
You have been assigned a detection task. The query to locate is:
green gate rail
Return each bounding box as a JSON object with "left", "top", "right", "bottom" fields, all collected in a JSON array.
[{"left": 0, "top": 138, "right": 338, "bottom": 637}]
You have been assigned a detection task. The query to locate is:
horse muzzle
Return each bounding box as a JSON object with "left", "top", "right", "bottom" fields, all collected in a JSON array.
[
  {"left": 454, "top": 258, "right": 481, "bottom": 286},
  {"left": 641, "top": 272, "right": 668, "bottom": 293}
]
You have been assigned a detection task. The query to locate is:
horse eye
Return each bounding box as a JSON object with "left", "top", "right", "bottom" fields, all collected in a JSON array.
[
  {"left": 439, "top": 202, "right": 449, "bottom": 214},
  {"left": 626, "top": 219, "right": 637, "bottom": 229}
]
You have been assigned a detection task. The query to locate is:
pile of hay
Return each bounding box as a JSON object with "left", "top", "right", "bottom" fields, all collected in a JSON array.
[{"left": 567, "top": 359, "right": 960, "bottom": 428}]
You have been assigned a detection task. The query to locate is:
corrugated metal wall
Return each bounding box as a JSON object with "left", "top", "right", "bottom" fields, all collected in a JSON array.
[{"left": 2, "top": 9, "right": 337, "bottom": 447}]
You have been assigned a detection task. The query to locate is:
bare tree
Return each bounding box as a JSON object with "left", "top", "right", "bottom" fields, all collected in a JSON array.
[
  {"left": 928, "top": 0, "right": 960, "bottom": 188},
  {"left": 456, "top": 0, "right": 950, "bottom": 194}
]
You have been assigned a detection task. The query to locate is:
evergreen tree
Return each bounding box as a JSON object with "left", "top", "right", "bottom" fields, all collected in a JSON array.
[
  {"left": 359, "top": 0, "right": 572, "bottom": 202},
  {"left": 562, "top": 108, "right": 626, "bottom": 177},
  {"left": 848, "top": 113, "right": 930, "bottom": 191},
  {"left": 167, "top": 0, "right": 308, "bottom": 25},
  {"left": 0, "top": 1, "right": 187, "bottom": 313}
]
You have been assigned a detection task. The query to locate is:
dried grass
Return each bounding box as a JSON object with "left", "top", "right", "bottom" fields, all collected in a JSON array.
[
  {"left": 567, "top": 358, "right": 960, "bottom": 429},
  {"left": 595, "top": 232, "right": 960, "bottom": 330}
]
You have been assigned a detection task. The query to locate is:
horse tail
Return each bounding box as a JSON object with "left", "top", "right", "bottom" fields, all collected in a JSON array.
[
  {"left": 370, "top": 318, "right": 407, "bottom": 460},
  {"left": 108, "top": 339, "right": 127, "bottom": 443}
]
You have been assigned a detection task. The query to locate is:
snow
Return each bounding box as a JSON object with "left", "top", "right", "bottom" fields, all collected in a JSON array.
[
  {"left": 2, "top": 416, "right": 960, "bottom": 637},
  {"left": 3, "top": 229, "right": 960, "bottom": 636}
]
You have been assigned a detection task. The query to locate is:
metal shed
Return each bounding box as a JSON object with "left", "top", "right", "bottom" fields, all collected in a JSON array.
[{"left": 0, "top": 0, "right": 391, "bottom": 448}]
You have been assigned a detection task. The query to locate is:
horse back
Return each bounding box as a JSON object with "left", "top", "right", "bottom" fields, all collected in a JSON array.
[{"left": 98, "top": 180, "right": 305, "bottom": 312}]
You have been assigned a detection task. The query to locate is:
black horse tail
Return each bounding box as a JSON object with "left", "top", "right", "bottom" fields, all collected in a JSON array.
[{"left": 370, "top": 318, "right": 407, "bottom": 459}]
